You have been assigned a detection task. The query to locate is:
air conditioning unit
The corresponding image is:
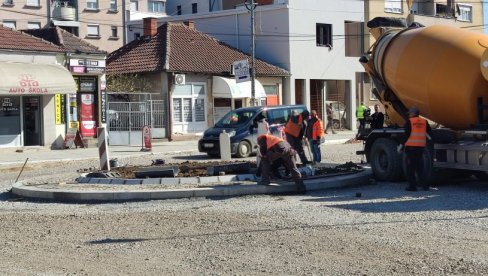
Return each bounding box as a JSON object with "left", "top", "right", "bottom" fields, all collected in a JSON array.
[{"left": 175, "top": 74, "right": 185, "bottom": 85}]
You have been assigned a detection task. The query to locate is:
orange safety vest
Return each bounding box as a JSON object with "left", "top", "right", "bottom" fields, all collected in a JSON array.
[
  {"left": 258, "top": 134, "right": 283, "bottom": 150},
  {"left": 284, "top": 114, "right": 303, "bottom": 137},
  {"left": 405, "top": 117, "right": 427, "bottom": 147},
  {"left": 312, "top": 119, "right": 324, "bottom": 140}
]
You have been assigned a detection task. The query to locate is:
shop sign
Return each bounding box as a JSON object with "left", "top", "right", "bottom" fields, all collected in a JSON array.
[
  {"left": 55, "top": 94, "right": 66, "bottom": 125},
  {"left": 80, "top": 78, "right": 96, "bottom": 92},
  {"left": 101, "top": 90, "right": 107, "bottom": 123},
  {"left": 0, "top": 97, "right": 19, "bottom": 112},
  {"left": 70, "top": 58, "right": 106, "bottom": 68},
  {"left": 86, "top": 67, "right": 105, "bottom": 74},
  {"left": 71, "top": 66, "right": 85, "bottom": 73},
  {"left": 8, "top": 74, "right": 49, "bottom": 94}
]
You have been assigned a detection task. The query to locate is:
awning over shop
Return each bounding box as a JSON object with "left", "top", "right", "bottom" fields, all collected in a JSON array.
[
  {"left": 0, "top": 61, "right": 77, "bottom": 95},
  {"left": 212, "top": 76, "right": 267, "bottom": 99}
]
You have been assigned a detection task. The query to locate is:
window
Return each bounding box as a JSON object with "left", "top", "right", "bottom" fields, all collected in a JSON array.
[
  {"left": 192, "top": 3, "right": 197, "bottom": 14},
  {"left": 86, "top": 0, "right": 98, "bottom": 9},
  {"left": 345, "top": 21, "right": 364, "bottom": 57},
  {"left": 177, "top": 5, "right": 181, "bottom": 15},
  {"left": 457, "top": 4, "right": 472, "bottom": 22},
  {"left": 134, "top": 32, "right": 141, "bottom": 40},
  {"left": 130, "top": 0, "right": 138, "bottom": 11},
  {"left": 172, "top": 84, "right": 206, "bottom": 123},
  {"left": 27, "top": 21, "right": 41, "bottom": 29},
  {"left": 384, "top": 0, "right": 402, "bottom": 14},
  {"left": 26, "top": 0, "right": 39, "bottom": 6},
  {"left": 316, "top": 23, "right": 332, "bottom": 47},
  {"left": 111, "top": 26, "right": 118, "bottom": 37},
  {"left": 3, "top": 20, "right": 16, "bottom": 29},
  {"left": 109, "top": 0, "right": 117, "bottom": 11},
  {"left": 87, "top": 24, "right": 100, "bottom": 37},
  {"left": 3, "top": 0, "right": 13, "bottom": 5},
  {"left": 148, "top": 0, "right": 164, "bottom": 13}
]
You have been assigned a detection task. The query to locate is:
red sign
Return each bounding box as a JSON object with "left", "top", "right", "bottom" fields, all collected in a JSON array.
[
  {"left": 8, "top": 74, "right": 49, "bottom": 94},
  {"left": 142, "top": 125, "right": 152, "bottom": 150},
  {"left": 80, "top": 94, "right": 96, "bottom": 137}
]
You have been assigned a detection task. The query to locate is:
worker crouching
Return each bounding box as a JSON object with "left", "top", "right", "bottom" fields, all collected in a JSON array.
[{"left": 257, "top": 134, "right": 306, "bottom": 193}]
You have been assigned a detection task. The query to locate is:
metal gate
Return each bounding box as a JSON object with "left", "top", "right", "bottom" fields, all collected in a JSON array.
[{"left": 107, "top": 93, "right": 167, "bottom": 145}]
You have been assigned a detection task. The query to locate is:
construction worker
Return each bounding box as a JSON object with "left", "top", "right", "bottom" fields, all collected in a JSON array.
[
  {"left": 284, "top": 110, "right": 309, "bottom": 165},
  {"left": 256, "top": 134, "right": 305, "bottom": 193},
  {"left": 306, "top": 110, "right": 325, "bottom": 163},
  {"left": 356, "top": 102, "right": 370, "bottom": 137},
  {"left": 400, "top": 106, "right": 432, "bottom": 191}
]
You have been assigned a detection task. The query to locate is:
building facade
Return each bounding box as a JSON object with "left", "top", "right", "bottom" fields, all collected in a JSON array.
[
  {"left": 0, "top": 26, "right": 76, "bottom": 148},
  {"left": 0, "top": 0, "right": 168, "bottom": 52},
  {"left": 129, "top": 0, "right": 365, "bottom": 130}
]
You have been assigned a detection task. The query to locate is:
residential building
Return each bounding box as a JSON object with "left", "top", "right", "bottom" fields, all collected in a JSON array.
[
  {"left": 128, "top": 0, "right": 366, "bottom": 130},
  {"left": 0, "top": 26, "right": 76, "bottom": 148},
  {"left": 107, "top": 18, "right": 288, "bottom": 141},
  {"left": 0, "top": 0, "right": 168, "bottom": 53}
]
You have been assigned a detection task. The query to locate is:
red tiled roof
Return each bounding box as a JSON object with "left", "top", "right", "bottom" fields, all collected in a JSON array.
[
  {"left": 107, "top": 22, "right": 289, "bottom": 76},
  {"left": 0, "top": 25, "right": 65, "bottom": 53},
  {"left": 23, "top": 27, "right": 106, "bottom": 55}
]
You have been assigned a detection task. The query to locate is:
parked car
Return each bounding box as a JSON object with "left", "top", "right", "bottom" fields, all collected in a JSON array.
[
  {"left": 198, "top": 105, "right": 308, "bottom": 158},
  {"left": 326, "top": 101, "right": 347, "bottom": 129}
]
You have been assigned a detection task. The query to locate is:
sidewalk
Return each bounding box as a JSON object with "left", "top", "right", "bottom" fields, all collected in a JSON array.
[{"left": 0, "top": 130, "right": 357, "bottom": 166}]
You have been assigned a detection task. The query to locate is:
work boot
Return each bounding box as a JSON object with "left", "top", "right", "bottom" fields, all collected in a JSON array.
[{"left": 295, "top": 179, "right": 306, "bottom": 194}]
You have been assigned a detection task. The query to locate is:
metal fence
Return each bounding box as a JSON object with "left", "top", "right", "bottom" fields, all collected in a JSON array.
[{"left": 107, "top": 93, "right": 167, "bottom": 145}]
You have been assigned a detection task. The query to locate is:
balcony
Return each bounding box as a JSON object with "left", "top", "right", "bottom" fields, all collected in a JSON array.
[{"left": 52, "top": 6, "right": 76, "bottom": 21}]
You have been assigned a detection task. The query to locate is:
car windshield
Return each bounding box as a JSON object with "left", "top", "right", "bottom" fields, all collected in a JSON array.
[{"left": 215, "top": 109, "right": 256, "bottom": 128}]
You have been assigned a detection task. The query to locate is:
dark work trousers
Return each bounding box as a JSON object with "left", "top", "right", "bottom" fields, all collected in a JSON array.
[
  {"left": 261, "top": 142, "right": 301, "bottom": 186},
  {"left": 405, "top": 146, "right": 427, "bottom": 189},
  {"left": 357, "top": 118, "right": 366, "bottom": 135},
  {"left": 285, "top": 133, "right": 309, "bottom": 164}
]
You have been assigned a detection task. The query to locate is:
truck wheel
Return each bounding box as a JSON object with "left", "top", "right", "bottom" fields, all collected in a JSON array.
[
  {"left": 370, "top": 138, "right": 404, "bottom": 181},
  {"left": 236, "top": 140, "right": 252, "bottom": 158}
]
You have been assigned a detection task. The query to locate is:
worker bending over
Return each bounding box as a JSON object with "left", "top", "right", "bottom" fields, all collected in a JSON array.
[{"left": 257, "top": 134, "right": 306, "bottom": 193}]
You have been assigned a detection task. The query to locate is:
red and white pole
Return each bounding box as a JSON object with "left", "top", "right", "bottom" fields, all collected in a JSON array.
[{"left": 97, "top": 127, "right": 110, "bottom": 171}]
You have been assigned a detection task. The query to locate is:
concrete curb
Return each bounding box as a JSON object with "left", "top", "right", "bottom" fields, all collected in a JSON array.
[{"left": 11, "top": 169, "right": 372, "bottom": 202}]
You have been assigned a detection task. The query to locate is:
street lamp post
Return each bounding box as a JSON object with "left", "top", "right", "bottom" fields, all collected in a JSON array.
[{"left": 246, "top": 0, "right": 258, "bottom": 106}]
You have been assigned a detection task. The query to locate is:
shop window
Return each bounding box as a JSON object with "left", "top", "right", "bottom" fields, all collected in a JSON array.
[
  {"left": 173, "top": 84, "right": 206, "bottom": 123},
  {"left": 0, "top": 96, "right": 21, "bottom": 135}
]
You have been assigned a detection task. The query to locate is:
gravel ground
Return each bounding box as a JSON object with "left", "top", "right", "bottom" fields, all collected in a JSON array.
[{"left": 1, "top": 143, "right": 488, "bottom": 275}]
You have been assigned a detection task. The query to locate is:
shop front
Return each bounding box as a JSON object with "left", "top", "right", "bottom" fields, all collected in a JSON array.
[
  {"left": 0, "top": 61, "right": 76, "bottom": 148},
  {"left": 69, "top": 58, "right": 106, "bottom": 138},
  {"left": 212, "top": 76, "right": 267, "bottom": 123}
]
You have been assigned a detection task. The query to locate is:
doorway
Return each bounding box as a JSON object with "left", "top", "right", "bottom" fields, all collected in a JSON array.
[{"left": 23, "top": 96, "right": 41, "bottom": 146}]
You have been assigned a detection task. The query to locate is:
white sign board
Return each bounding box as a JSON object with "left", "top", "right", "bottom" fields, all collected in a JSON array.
[{"left": 233, "top": 59, "right": 250, "bottom": 83}]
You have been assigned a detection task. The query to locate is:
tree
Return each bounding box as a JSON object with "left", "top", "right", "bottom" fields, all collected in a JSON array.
[{"left": 106, "top": 73, "right": 153, "bottom": 93}]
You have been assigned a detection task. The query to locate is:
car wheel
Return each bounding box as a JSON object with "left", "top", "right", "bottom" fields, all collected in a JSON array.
[
  {"left": 332, "top": 119, "right": 341, "bottom": 130},
  {"left": 236, "top": 140, "right": 252, "bottom": 158}
]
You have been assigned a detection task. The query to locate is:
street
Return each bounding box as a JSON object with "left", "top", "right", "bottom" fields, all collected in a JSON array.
[{"left": 0, "top": 143, "right": 488, "bottom": 275}]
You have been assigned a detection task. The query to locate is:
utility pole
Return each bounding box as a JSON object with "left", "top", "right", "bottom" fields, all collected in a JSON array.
[{"left": 246, "top": 0, "right": 258, "bottom": 106}]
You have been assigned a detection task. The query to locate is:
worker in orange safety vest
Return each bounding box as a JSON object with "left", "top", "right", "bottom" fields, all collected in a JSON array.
[
  {"left": 400, "top": 106, "right": 432, "bottom": 191},
  {"left": 257, "top": 134, "right": 305, "bottom": 193}
]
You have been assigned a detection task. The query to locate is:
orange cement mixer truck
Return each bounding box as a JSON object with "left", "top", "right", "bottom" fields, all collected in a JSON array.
[{"left": 358, "top": 17, "right": 488, "bottom": 181}]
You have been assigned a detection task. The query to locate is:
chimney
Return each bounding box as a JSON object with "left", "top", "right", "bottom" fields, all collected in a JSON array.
[
  {"left": 184, "top": 21, "right": 194, "bottom": 29},
  {"left": 143, "top": 17, "right": 158, "bottom": 37}
]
